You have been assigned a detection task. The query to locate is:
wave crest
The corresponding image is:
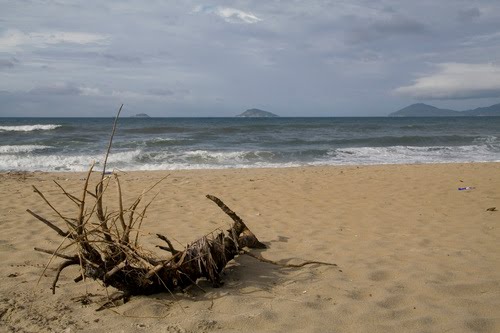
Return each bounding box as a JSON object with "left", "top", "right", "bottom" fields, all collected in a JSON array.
[
  {"left": 0, "top": 124, "right": 62, "bottom": 132},
  {"left": 0, "top": 145, "right": 52, "bottom": 154}
]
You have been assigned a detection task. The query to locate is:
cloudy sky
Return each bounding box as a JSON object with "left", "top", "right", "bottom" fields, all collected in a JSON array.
[{"left": 1, "top": 0, "right": 500, "bottom": 116}]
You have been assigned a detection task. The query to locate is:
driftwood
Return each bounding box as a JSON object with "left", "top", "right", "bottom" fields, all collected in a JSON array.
[
  {"left": 28, "top": 105, "right": 266, "bottom": 307},
  {"left": 29, "top": 105, "right": 334, "bottom": 309},
  {"left": 29, "top": 174, "right": 265, "bottom": 297}
]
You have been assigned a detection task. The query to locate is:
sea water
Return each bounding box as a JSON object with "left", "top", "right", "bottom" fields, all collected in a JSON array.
[{"left": 0, "top": 117, "right": 499, "bottom": 172}]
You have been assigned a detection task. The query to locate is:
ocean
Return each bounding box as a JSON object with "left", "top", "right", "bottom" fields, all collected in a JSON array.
[{"left": 0, "top": 117, "right": 499, "bottom": 172}]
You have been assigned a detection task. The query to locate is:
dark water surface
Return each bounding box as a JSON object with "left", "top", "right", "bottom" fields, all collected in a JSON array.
[{"left": 1, "top": 117, "right": 499, "bottom": 171}]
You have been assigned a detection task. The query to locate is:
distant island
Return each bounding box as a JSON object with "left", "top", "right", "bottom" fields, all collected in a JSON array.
[
  {"left": 131, "top": 113, "right": 151, "bottom": 118},
  {"left": 389, "top": 103, "right": 500, "bottom": 117},
  {"left": 236, "top": 108, "right": 279, "bottom": 118}
]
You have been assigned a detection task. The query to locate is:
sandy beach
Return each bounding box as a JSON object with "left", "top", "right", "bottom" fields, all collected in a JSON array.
[{"left": 1, "top": 163, "right": 499, "bottom": 332}]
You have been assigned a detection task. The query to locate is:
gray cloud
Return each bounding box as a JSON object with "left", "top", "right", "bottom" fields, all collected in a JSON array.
[
  {"left": 0, "top": 1, "right": 499, "bottom": 116},
  {"left": 0, "top": 57, "right": 19, "bottom": 69},
  {"left": 145, "top": 87, "right": 188, "bottom": 97},
  {"left": 0, "top": 90, "right": 120, "bottom": 117},
  {"left": 348, "top": 15, "right": 428, "bottom": 44},
  {"left": 373, "top": 16, "right": 427, "bottom": 34},
  {"left": 458, "top": 7, "right": 481, "bottom": 22},
  {"left": 0, "top": 29, "right": 109, "bottom": 53},
  {"left": 193, "top": 5, "right": 262, "bottom": 24},
  {"left": 147, "top": 88, "right": 175, "bottom": 96},
  {"left": 102, "top": 54, "right": 142, "bottom": 64},
  {"left": 29, "top": 83, "right": 82, "bottom": 96},
  {"left": 27, "top": 82, "right": 102, "bottom": 97},
  {"left": 394, "top": 63, "right": 500, "bottom": 100}
]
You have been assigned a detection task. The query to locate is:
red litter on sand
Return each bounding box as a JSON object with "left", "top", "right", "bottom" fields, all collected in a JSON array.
[{"left": 458, "top": 186, "right": 475, "bottom": 190}]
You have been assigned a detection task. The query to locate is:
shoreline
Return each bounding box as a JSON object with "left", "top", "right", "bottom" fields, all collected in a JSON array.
[
  {"left": 1, "top": 162, "right": 499, "bottom": 332},
  {"left": 0, "top": 160, "right": 500, "bottom": 175}
]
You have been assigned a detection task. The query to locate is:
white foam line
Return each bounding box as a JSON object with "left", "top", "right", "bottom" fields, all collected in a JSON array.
[
  {"left": 0, "top": 124, "right": 62, "bottom": 132},
  {"left": 0, "top": 145, "right": 53, "bottom": 154}
]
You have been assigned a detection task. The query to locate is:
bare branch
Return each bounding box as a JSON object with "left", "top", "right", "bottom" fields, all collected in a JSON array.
[
  {"left": 34, "top": 247, "right": 78, "bottom": 260},
  {"left": 114, "top": 175, "right": 127, "bottom": 231},
  {"left": 77, "top": 163, "right": 95, "bottom": 235},
  {"left": 27, "top": 209, "right": 70, "bottom": 238},
  {"left": 53, "top": 180, "right": 81, "bottom": 206},
  {"left": 52, "top": 259, "right": 79, "bottom": 294},
  {"left": 101, "top": 103, "right": 123, "bottom": 180},
  {"left": 242, "top": 249, "right": 337, "bottom": 268},
  {"left": 105, "top": 260, "right": 127, "bottom": 279},
  {"left": 156, "top": 233, "right": 180, "bottom": 255}
]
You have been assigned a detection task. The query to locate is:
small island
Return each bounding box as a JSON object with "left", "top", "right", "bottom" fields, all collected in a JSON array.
[
  {"left": 131, "top": 113, "right": 151, "bottom": 118},
  {"left": 236, "top": 108, "right": 279, "bottom": 118}
]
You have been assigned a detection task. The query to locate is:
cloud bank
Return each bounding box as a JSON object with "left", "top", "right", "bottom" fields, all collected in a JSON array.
[
  {"left": 0, "top": 29, "right": 109, "bottom": 52},
  {"left": 0, "top": 1, "right": 499, "bottom": 116},
  {"left": 394, "top": 63, "right": 500, "bottom": 100}
]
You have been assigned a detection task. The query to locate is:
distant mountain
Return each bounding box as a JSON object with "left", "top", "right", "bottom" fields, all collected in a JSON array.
[
  {"left": 131, "top": 113, "right": 151, "bottom": 118},
  {"left": 462, "top": 103, "right": 500, "bottom": 116},
  {"left": 389, "top": 104, "right": 461, "bottom": 117},
  {"left": 389, "top": 103, "right": 500, "bottom": 117},
  {"left": 236, "top": 108, "right": 279, "bottom": 117}
]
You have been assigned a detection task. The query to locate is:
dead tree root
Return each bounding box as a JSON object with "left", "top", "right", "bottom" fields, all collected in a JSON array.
[
  {"left": 29, "top": 105, "right": 336, "bottom": 309},
  {"left": 30, "top": 171, "right": 267, "bottom": 297}
]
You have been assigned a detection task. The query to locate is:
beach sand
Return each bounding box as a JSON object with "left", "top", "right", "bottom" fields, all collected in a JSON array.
[{"left": 1, "top": 163, "right": 499, "bottom": 332}]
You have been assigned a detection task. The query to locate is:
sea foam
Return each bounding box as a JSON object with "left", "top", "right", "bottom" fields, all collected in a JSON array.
[
  {"left": 0, "top": 145, "right": 53, "bottom": 154},
  {"left": 0, "top": 117, "right": 499, "bottom": 172},
  {"left": 0, "top": 124, "right": 62, "bottom": 132}
]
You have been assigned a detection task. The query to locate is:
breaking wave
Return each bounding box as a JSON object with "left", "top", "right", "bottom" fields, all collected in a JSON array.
[
  {"left": 0, "top": 145, "right": 53, "bottom": 154},
  {"left": 0, "top": 124, "right": 62, "bottom": 132}
]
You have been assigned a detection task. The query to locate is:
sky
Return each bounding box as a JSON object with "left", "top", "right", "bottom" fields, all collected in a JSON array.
[{"left": 1, "top": 0, "right": 500, "bottom": 117}]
